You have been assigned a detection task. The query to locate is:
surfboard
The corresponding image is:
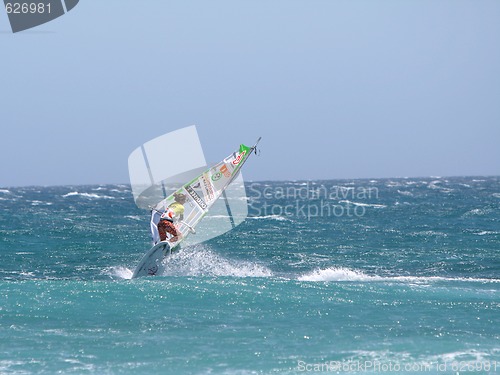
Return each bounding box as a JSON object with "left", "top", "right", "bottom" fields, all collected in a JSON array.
[{"left": 131, "top": 241, "right": 173, "bottom": 279}]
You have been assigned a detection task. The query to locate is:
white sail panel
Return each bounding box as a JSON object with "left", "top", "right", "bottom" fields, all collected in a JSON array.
[
  {"left": 128, "top": 125, "right": 207, "bottom": 209},
  {"left": 128, "top": 147, "right": 153, "bottom": 203},
  {"left": 143, "top": 126, "right": 206, "bottom": 184}
]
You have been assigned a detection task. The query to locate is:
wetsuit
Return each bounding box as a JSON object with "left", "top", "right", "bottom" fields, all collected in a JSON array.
[{"left": 157, "top": 219, "right": 181, "bottom": 242}]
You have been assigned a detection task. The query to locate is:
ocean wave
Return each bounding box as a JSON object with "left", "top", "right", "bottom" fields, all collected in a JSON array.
[
  {"left": 298, "top": 267, "right": 500, "bottom": 284},
  {"left": 0, "top": 189, "right": 11, "bottom": 194},
  {"left": 247, "top": 215, "right": 291, "bottom": 221},
  {"left": 386, "top": 181, "right": 403, "bottom": 187},
  {"left": 404, "top": 181, "right": 418, "bottom": 185},
  {"left": 411, "top": 230, "right": 447, "bottom": 237},
  {"left": 340, "top": 349, "right": 499, "bottom": 370},
  {"left": 394, "top": 201, "right": 414, "bottom": 206},
  {"left": 0, "top": 361, "right": 28, "bottom": 373},
  {"left": 62, "top": 192, "right": 115, "bottom": 199},
  {"left": 162, "top": 246, "right": 273, "bottom": 278},
  {"left": 105, "top": 266, "right": 133, "bottom": 279},
  {"left": 298, "top": 267, "right": 380, "bottom": 281},
  {"left": 397, "top": 190, "right": 413, "bottom": 196},
  {"left": 339, "top": 200, "right": 387, "bottom": 208},
  {"left": 108, "top": 247, "right": 273, "bottom": 280},
  {"left": 428, "top": 180, "right": 454, "bottom": 193},
  {"left": 30, "top": 200, "right": 53, "bottom": 206},
  {"left": 462, "top": 208, "right": 492, "bottom": 217},
  {"left": 124, "top": 215, "right": 143, "bottom": 221},
  {"left": 336, "top": 186, "right": 355, "bottom": 191},
  {"left": 474, "top": 230, "right": 500, "bottom": 236},
  {"left": 440, "top": 188, "right": 454, "bottom": 193},
  {"left": 425, "top": 349, "right": 500, "bottom": 368}
]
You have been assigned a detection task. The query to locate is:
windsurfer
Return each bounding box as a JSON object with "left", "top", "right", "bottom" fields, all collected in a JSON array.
[{"left": 157, "top": 209, "right": 182, "bottom": 243}]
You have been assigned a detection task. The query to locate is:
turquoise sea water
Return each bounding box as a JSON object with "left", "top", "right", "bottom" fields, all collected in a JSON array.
[{"left": 0, "top": 177, "right": 499, "bottom": 374}]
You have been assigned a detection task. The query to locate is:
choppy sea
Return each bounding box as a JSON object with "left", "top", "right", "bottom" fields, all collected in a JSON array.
[{"left": 0, "top": 177, "right": 499, "bottom": 374}]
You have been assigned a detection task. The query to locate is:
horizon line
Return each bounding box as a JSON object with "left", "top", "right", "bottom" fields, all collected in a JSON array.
[{"left": 1, "top": 174, "right": 498, "bottom": 189}]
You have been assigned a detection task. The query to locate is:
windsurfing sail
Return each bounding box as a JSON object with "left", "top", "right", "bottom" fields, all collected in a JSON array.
[
  {"left": 128, "top": 126, "right": 207, "bottom": 210},
  {"left": 128, "top": 126, "right": 252, "bottom": 246},
  {"left": 149, "top": 138, "right": 261, "bottom": 246}
]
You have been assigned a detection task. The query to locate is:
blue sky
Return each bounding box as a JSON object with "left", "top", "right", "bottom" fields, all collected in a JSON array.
[{"left": 1, "top": 1, "right": 499, "bottom": 186}]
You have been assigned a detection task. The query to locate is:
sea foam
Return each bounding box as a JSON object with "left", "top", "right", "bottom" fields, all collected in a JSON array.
[
  {"left": 298, "top": 267, "right": 500, "bottom": 284},
  {"left": 161, "top": 245, "right": 273, "bottom": 278},
  {"left": 62, "top": 192, "right": 115, "bottom": 199}
]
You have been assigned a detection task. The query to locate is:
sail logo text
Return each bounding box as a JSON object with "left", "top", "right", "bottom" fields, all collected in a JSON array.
[
  {"left": 185, "top": 186, "right": 208, "bottom": 210},
  {"left": 211, "top": 172, "right": 222, "bottom": 181},
  {"left": 201, "top": 175, "right": 215, "bottom": 202},
  {"left": 232, "top": 150, "right": 247, "bottom": 165},
  {"left": 220, "top": 164, "right": 231, "bottom": 178}
]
